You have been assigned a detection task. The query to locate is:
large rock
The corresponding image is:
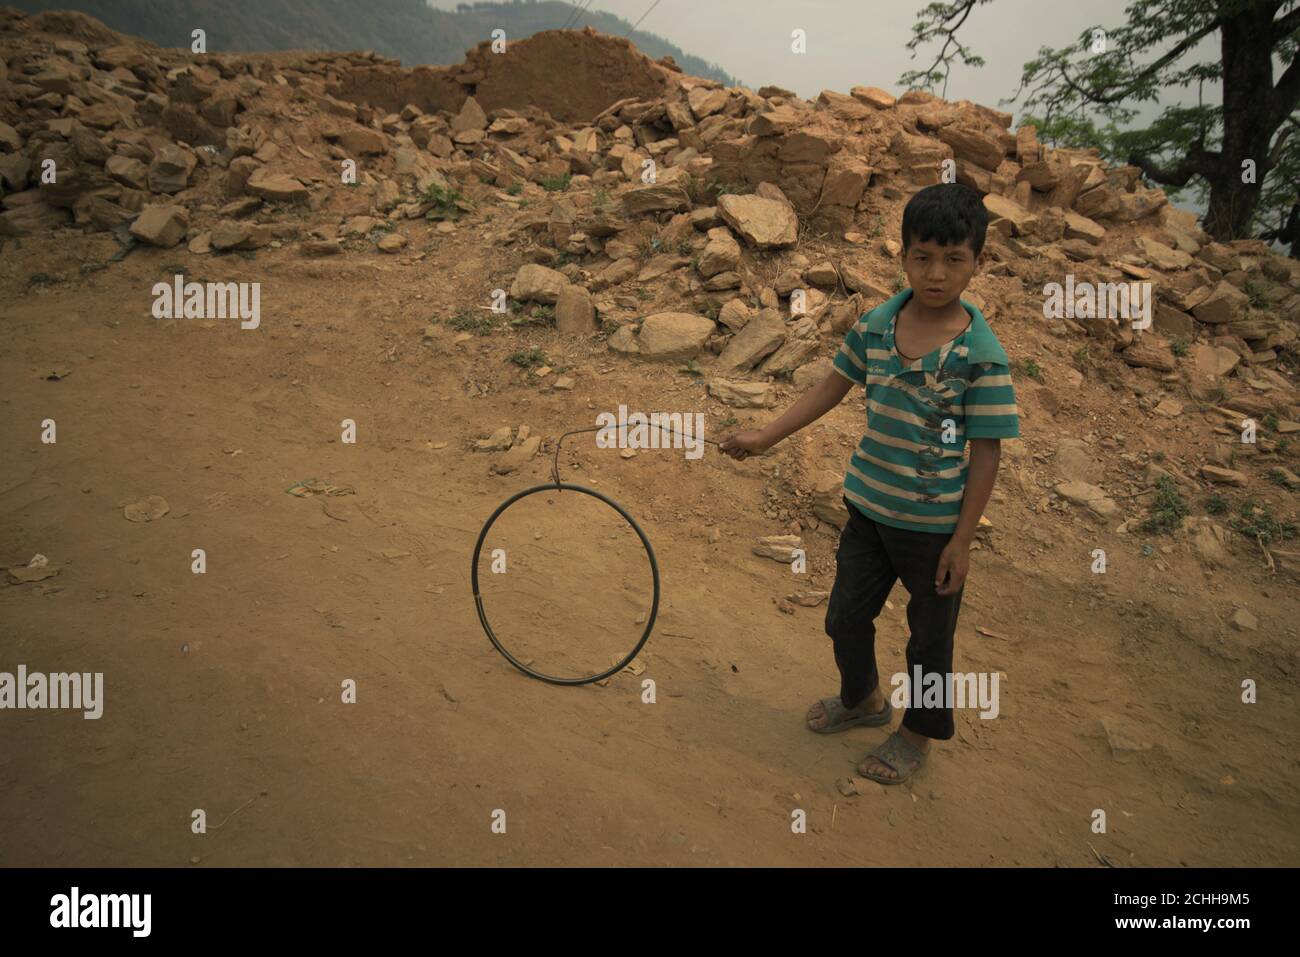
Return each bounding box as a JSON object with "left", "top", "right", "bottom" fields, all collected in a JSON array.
[
  {"left": 753, "top": 535, "right": 804, "bottom": 562},
  {"left": 621, "top": 180, "right": 691, "bottom": 214},
  {"left": 714, "top": 307, "right": 787, "bottom": 374},
  {"left": 1121, "top": 339, "right": 1176, "bottom": 372},
  {"left": 983, "top": 194, "right": 1037, "bottom": 236},
  {"left": 1136, "top": 236, "right": 1193, "bottom": 271},
  {"left": 147, "top": 144, "right": 195, "bottom": 193},
  {"left": 129, "top": 204, "right": 188, "bottom": 247},
  {"left": 105, "top": 154, "right": 148, "bottom": 190},
  {"left": 1055, "top": 480, "right": 1118, "bottom": 519},
  {"left": 1063, "top": 211, "right": 1105, "bottom": 243},
  {"left": 1191, "top": 343, "right": 1241, "bottom": 377},
  {"left": 450, "top": 96, "right": 488, "bottom": 133},
  {"left": 1191, "top": 281, "right": 1249, "bottom": 324},
  {"left": 1186, "top": 517, "right": 1231, "bottom": 568},
  {"left": 812, "top": 470, "right": 851, "bottom": 527},
  {"left": 1200, "top": 465, "right": 1247, "bottom": 486},
  {"left": 492, "top": 435, "right": 541, "bottom": 475},
  {"left": 819, "top": 159, "right": 871, "bottom": 207},
  {"left": 688, "top": 86, "right": 729, "bottom": 119},
  {"left": 340, "top": 126, "right": 388, "bottom": 156},
  {"left": 0, "top": 153, "right": 30, "bottom": 191},
  {"left": 1053, "top": 438, "right": 1102, "bottom": 484},
  {"left": 0, "top": 201, "right": 71, "bottom": 236},
  {"left": 851, "top": 86, "right": 896, "bottom": 110},
  {"left": 707, "top": 379, "right": 776, "bottom": 408},
  {"left": 510, "top": 264, "right": 569, "bottom": 304},
  {"left": 937, "top": 126, "right": 1004, "bottom": 171},
  {"left": 637, "top": 312, "right": 717, "bottom": 361},
  {"left": 555, "top": 284, "right": 596, "bottom": 335},
  {"left": 717, "top": 194, "right": 798, "bottom": 248},
  {"left": 760, "top": 317, "right": 821, "bottom": 374},
  {"left": 697, "top": 227, "right": 741, "bottom": 277},
  {"left": 245, "top": 168, "right": 309, "bottom": 204}
]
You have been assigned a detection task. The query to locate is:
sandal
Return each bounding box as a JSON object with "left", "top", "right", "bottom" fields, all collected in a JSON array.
[
  {"left": 858, "top": 731, "right": 927, "bottom": 784},
  {"left": 806, "top": 696, "right": 893, "bottom": 734}
]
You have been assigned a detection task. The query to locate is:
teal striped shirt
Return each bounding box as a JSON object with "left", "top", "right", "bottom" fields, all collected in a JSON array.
[{"left": 832, "top": 288, "right": 1019, "bottom": 534}]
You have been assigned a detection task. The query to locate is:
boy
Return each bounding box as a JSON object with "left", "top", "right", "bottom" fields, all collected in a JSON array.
[{"left": 720, "top": 183, "right": 1019, "bottom": 785}]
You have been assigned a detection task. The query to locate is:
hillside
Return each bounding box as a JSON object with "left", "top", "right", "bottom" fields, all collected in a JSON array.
[
  {"left": 8, "top": 0, "right": 739, "bottom": 85},
  {"left": 1, "top": 6, "right": 1298, "bottom": 867}
]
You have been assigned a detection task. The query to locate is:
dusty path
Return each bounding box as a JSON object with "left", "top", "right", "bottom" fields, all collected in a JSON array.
[{"left": 1, "top": 232, "right": 1298, "bottom": 867}]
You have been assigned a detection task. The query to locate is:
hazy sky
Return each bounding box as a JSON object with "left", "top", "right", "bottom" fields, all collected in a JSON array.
[{"left": 425, "top": 0, "right": 1196, "bottom": 125}]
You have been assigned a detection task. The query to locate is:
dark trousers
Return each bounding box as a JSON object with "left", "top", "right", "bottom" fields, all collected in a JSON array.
[{"left": 823, "top": 497, "right": 964, "bottom": 740}]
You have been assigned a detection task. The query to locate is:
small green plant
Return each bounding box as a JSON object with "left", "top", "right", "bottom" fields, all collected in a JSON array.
[
  {"left": 1170, "top": 336, "right": 1190, "bottom": 357},
  {"left": 676, "top": 239, "right": 693, "bottom": 256},
  {"left": 509, "top": 304, "right": 555, "bottom": 327},
  {"left": 594, "top": 188, "right": 610, "bottom": 207},
  {"left": 422, "top": 183, "right": 465, "bottom": 221},
  {"left": 707, "top": 178, "right": 749, "bottom": 197},
  {"left": 892, "top": 268, "right": 907, "bottom": 293},
  {"left": 1229, "top": 498, "right": 1298, "bottom": 544},
  {"left": 1138, "top": 475, "right": 1190, "bottom": 534},
  {"left": 1205, "top": 493, "right": 1229, "bottom": 515},
  {"left": 1267, "top": 467, "right": 1295, "bottom": 489},
  {"left": 449, "top": 310, "right": 494, "bottom": 335},
  {"left": 27, "top": 271, "right": 59, "bottom": 288},
  {"left": 1207, "top": 385, "right": 1228, "bottom": 404},
  {"left": 869, "top": 215, "right": 884, "bottom": 238},
  {"left": 1263, "top": 412, "right": 1280, "bottom": 432},
  {"left": 506, "top": 181, "right": 523, "bottom": 196},
  {"left": 510, "top": 347, "right": 548, "bottom": 370},
  {"left": 679, "top": 359, "right": 703, "bottom": 377},
  {"left": 1153, "top": 450, "right": 1165, "bottom": 462},
  {"left": 1014, "top": 359, "right": 1044, "bottom": 383},
  {"left": 720, "top": 414, "right": 738, "bottom": 429},
  {"left": 540, "top": 173, "right": 571, "bottom": 192},
  {"left": 1243, "top": 277, "right": 1269, "bottom": 308},
  {"left": 1072, "top": 343, "right": 1092, "bottom": 367}
]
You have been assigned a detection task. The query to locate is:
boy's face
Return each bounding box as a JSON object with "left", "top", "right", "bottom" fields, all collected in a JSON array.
[{"left": 901, "top": 236, "right": 982, "bottom": 309}]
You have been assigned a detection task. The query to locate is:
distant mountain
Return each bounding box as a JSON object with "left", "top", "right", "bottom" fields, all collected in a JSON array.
[{"left": 11, "top": 0, "right": 739, "bottom": 86}]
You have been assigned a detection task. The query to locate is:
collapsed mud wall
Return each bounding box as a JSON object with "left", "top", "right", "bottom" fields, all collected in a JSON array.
[{"left": 329, "top": 27, "right": 671, "bottom": 125}]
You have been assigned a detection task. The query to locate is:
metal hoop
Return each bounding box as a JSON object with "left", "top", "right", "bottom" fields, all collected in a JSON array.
[{"left": 470, "top": 482, "right": 660, "bottom": 685}]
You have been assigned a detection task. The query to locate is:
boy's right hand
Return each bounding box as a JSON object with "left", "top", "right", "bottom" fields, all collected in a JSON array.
[{"left": 719, "top": 430, "right": 771, "bottom": 460}]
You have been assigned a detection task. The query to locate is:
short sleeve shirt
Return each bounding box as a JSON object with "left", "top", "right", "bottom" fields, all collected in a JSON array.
[{"left": 832, "top": 288, "right": 1019, "bottom": 534}]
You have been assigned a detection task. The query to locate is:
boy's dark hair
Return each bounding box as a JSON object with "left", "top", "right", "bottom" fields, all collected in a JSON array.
[{"left": 900, "top": 183, "right": 990, "bottom": 258}]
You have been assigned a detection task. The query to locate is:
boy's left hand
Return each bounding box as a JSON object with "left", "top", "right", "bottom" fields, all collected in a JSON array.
[{"left": 934, "top": 539, "right": 969, "bottom": 596}]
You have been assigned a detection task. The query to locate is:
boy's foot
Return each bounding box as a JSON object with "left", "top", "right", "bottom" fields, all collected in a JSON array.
[
  {"left": 858, "top": 727, "right": 931, "bottom": 784},
  {"left": 806, "top": 693, "right": 891, "bottom": 733}
]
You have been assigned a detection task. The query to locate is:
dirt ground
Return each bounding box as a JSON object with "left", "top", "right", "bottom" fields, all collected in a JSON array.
[{"left": 2, "top": 222, "right": 1299, "bottom": 868}]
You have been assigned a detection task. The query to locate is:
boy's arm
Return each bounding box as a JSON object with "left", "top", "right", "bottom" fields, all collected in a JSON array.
[
  {"left": 935, "top": 438, "right": 1000, "bottom": 595},
  {"left": 718, "top": 370, "right": 854, "bottom": 459}
]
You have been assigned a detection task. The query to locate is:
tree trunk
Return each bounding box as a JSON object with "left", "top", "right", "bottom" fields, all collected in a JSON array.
[{"left": 1202, "top": 1, "right": 1278, "bottom": 241}]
